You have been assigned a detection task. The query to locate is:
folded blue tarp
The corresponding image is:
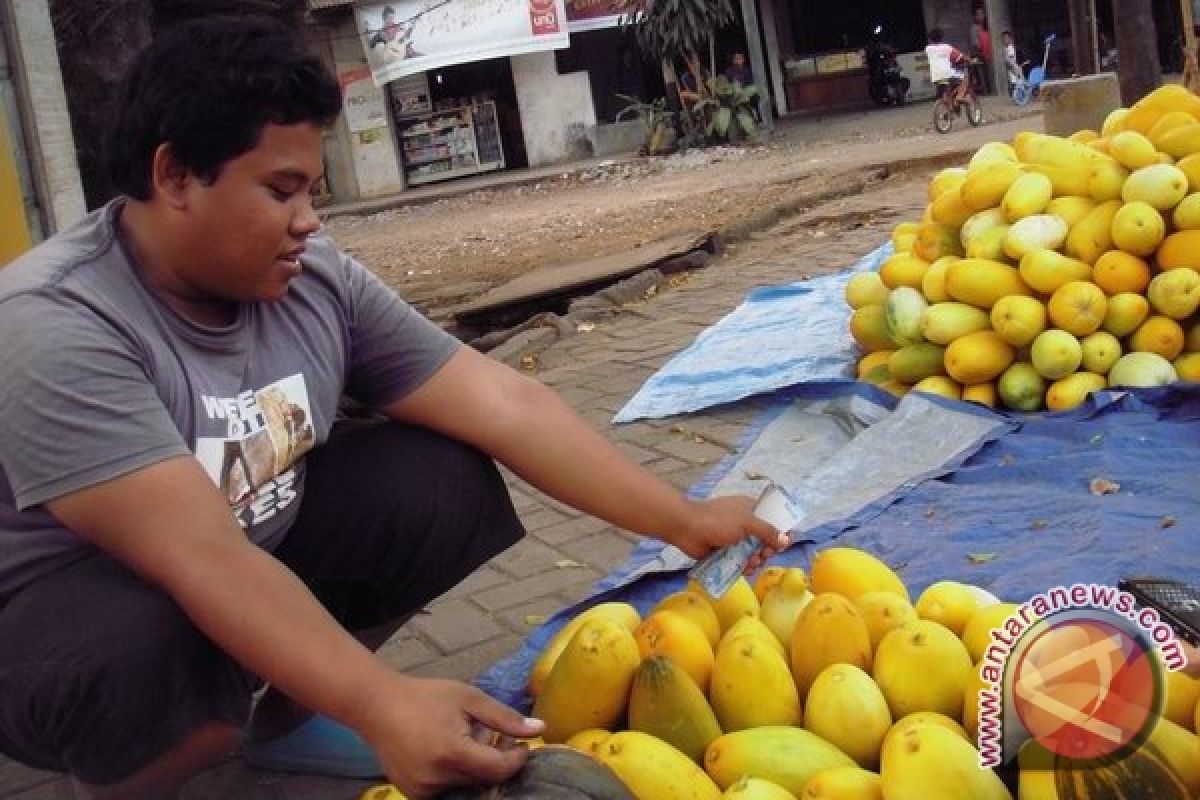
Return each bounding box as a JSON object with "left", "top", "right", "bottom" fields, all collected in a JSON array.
[
  {"left": 612, "top": 243, "right": 890, "bottom": 423},
  {"left": 477, "top": 382, "right": 1200, "bottom": 712}
]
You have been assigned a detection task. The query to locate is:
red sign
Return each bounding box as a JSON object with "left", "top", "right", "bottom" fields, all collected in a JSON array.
[
  {"left": 565, "top": 0, "right": 628, "bottom": 22},
  {"left": 529, "top": 0, "right": 561, "bottom": 34}
]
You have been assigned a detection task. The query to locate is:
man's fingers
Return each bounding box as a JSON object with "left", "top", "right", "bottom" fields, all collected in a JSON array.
[
  {"left": 454, "top": 737, "right": 531, "bottom": 786},
  {"left": 751, "top": 518, "right": 789, "bottom": 550},
  {"left": 466, "top": 691, "right": 544, "bottom": 739}
]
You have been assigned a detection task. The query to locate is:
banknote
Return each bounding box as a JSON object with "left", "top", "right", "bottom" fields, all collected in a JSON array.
[{"left": 688, "top": 483, "right": 800, "bottom": 599}]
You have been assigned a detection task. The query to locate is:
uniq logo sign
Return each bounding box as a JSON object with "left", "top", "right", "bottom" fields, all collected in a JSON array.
[
  {"left": 528, "top": 0, "right": 560, "bottom": 34},
  {"left": 976, "top": 583, "right": 1186, "bottom": 767}
]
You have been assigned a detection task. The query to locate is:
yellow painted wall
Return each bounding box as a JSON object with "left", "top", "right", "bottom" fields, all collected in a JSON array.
[{"left": 0, "top": 104, "right": 32, "bottom": 266}]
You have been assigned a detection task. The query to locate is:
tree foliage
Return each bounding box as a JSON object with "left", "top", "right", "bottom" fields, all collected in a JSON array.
[
  {"left": 622, "top": 0, "right": 734, "bottom": 64},
  {"left": 48, "top": 0, "right": 309, "bottom": 208}
]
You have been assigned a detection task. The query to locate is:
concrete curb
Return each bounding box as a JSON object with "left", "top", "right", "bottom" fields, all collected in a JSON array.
[{"left": 478, "top": 143, "right": 988, "bottom": 366}]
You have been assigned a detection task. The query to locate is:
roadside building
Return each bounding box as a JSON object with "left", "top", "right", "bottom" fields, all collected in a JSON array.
[{"left": 306, "top": 0, "right": 670, "bottom": 202}]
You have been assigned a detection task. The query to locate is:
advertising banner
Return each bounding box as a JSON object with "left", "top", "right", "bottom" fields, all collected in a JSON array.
[
  {"left": 565, "top": 0, "right": 628, "bottom": 32},
  {"left": 337, "top": 66, "right": 390, "bottom": 132},
  {"left": 356, "top": 0, "right": 569, "bottom": 85}
]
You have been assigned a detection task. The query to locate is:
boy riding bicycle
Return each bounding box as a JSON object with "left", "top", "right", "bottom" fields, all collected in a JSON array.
[{"left": 925, "top": 28, "right": 970, "bottom": 104}]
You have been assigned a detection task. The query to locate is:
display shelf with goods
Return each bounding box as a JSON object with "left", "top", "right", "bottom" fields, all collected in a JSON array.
[
  {"left": 784, "top": 48, "right": 872, "bottom": 113},
  {"left": 396, "top": 101, "right": 506, "bottom": 186}
]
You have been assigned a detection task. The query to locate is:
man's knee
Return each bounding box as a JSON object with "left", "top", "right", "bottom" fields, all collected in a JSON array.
[{"left": 0, "top": 563, "right": 253, "bottom": 783}]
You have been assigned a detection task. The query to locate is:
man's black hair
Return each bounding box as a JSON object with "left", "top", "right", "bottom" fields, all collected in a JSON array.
[
  {"left": 383, "top": 7, "right": 396, "bottom": 17},
  {"left": 928, "top": 28, "right": 944, "bottom": 44},
  {"left": 109, "top": 15, "right": 342, "bottom": 201}
]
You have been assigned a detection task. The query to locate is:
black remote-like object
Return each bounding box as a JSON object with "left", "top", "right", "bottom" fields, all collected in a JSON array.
[{"left": 1118, "top": 577, "right": 1200, "bottom": 646}]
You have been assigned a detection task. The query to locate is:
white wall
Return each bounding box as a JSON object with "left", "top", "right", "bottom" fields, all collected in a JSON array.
[
  {"left": 327, "top": 14, "right": 404, "bottom": 199},
  {"left": 511, "top": 51, "right": 596, "bottom": 168},
  {"left": 4, "top": 0, "right": 84, "bottom": 233}
]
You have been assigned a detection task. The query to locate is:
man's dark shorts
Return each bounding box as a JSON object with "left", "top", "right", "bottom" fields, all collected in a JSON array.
[{"left": 0, "top": 420, "right": 525, "bottom": 784}]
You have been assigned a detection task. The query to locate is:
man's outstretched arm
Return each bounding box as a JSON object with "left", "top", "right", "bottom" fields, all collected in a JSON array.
[{"left": 383, "top": 347, "right": 788, "bottom": 563}]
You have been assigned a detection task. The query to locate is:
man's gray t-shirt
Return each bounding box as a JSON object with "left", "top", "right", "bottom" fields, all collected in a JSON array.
[{"left": 0, "top": 200, "right": 460, "bottom": 598}]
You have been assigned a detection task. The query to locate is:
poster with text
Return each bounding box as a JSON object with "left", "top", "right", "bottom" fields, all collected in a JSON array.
[{"left": 357, "top": 0, "right": 570, "bottom": 85}]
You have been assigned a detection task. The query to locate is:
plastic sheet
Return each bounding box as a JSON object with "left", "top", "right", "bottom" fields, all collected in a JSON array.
[
  {"left": 478, "top": 384, "right": 1014, "bottom": 711},
  {"left": 611, "top": 243, "right": 891, "bottom": 424},
  {"left": 478, "top": 385, "right": 1200, "bottom": 711}
]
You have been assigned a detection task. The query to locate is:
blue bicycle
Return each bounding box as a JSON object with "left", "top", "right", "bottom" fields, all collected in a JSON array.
[{"left": 1011, "top": 34, "right": 1055, "bottom": 107}]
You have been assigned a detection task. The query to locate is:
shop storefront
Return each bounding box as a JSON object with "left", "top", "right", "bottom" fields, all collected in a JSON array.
[
  {"left": 766, "top": 0, "right": 929, "bottom": 114},
  {"left": 306, "top": 0, "right": 785, "bottom": 201}
]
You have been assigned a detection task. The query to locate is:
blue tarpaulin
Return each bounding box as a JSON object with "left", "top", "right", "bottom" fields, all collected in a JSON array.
[
  {"left": 611, "top": 244, "right": 891, "bottom": 423},
  {"left": 478, "top": 242, "right": 1200, "bottom": 714},
  {"left": 478, "top": 382, "right": 1200, "bottom": 712}
]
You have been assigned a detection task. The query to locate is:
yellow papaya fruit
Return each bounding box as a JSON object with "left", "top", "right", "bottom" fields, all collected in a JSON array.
[
  {"left": 960, "top": 160, "right": 1024, "bottom": 211},
  {"left": 628, "top": 656, "right": 723, "bottom": 763},
  {"left": 804, "top": 664, "right": 892, "bottom": 770},
  {"left": 654, "top": 590, "right": 722, "bottom": 648},
  {"left": 879, "top": 723, "right": 1011, "bottom": 800},
  {"left": 601, "top": 730, "right": 723, "bottom": 800},
  {"left": 852, "top": 591, "right": 917, "bottom": 653},
  {"left": 1002, "top": 172, "right": 1054, "bottom": 221},
  {"left": 723, "top": 777, "right": 798, "bottom": 800},
  {"left": 945, "top": 259, "right": 1033, "bottom": 309},
  {"left": 1156, "top": 122, "right": 1200, "bottom": 160},
  {"left": 872, "top": 620, "right": 972, "bottom": 720},
  {"left": 930, "top": 186, "right": 974, "bottom": 228},
  {"left": 1065, "top": 199, "right": 1122, "bottom": 264},
  {"left": 790, "top": 593, "right": 873, "bottom": 699},
  {"left": 704, "top": 727, "right": 856, "bottom": 796},
  {"left": 565, "top": 728, "right": 612, "bottom": 757},
  {"left": 533, "top": 618, "right": 641, "bottom": 742},
  {"left": 760, "top": 568, "right": 814, "bottom": 647},
  {"left": 801, "top": 766, "right": 882, "bottom": 800},
  {"left": 635, "top": 610, "right": 716, "bottom": 692},
  {"left": 721, "top": 614, "right": 787, "bottom": 659},
  {"left": 809, "top": 547, "right": 909, "bottom": 602},
  {"left": 752, "top": 565, "right": 792, "bottom": 603},
  {"left": 689, "top": 576, "right": 760, "bottom": 634},
  {"left": 528, "top": 602, "right": 641, "bottom": 696},
  {"left": 927, "top": 168, "right": 966, "bottom": 202},
  {"left": 1157, "top": 229, "right": 1200, "bottom": 271},
  {"left": 711, "top": 633, "right": 801, "bottom": 731}
]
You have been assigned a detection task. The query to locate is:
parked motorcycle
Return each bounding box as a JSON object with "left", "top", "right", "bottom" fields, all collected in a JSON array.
[{"left": 867, "top": 25, "right": 910, "bottom": 106}]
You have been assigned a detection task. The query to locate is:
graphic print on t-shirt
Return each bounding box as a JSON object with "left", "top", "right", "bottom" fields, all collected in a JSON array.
[{"left": 194, "top": 373, "right": 315, "bottom": 528}]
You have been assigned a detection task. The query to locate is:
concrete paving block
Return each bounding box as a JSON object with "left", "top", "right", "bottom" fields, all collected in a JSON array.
[
  {"left": 410, "top": 634, "right": 526, "bottom": 682},
  {"left": 614, "top": 441, "right": 658, "bottom": 464},
  {"left": 472, "top": 565, "right": 603, "bottom": 611},
  {"left": 0, "top": 762, "right": 59, "bottom": 799},
  {"left": 557, "top": 533, "right": 636, "bottom": 575},
  {"left": 4, "top": 778, "right": 73, "bottom": 800},
  {"left": 528, "top": 515, "right": 611, "bottom": 546},
  {"left": 377, "top": 633, "right": 439, "bottom": 671},
  {"left": 508, "top": 489, "right": 540, "bottom": 513},
  {"left": 641, "top": 457, "right": 691, "bottom": 474},
  {"left": 495, "top": 596, "right": 570, "bottom": 635},
  {"left": 518, "top": 506, "right": 572, "bottom": 533},
  {"left": 554, "top": 385, "right": 601, "bottom": 406},
  {"left": 441, "top": 564, "right": 509, "bottom": 600},
  {"left": 490, "top": 537, "right": 569, "bottom": 579},
  {"left": 410, "top": 598, "right": 506, "bottom": 654}
]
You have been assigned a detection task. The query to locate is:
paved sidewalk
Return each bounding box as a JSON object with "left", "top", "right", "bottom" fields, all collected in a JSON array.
[{"left": 0, "top": 113, "right": 1033, "bottom": 798}]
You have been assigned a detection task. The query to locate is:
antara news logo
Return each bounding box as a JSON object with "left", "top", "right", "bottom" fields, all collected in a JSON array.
[{"left": 976, "top": 582, "right": 1187, "bottom": 767}]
